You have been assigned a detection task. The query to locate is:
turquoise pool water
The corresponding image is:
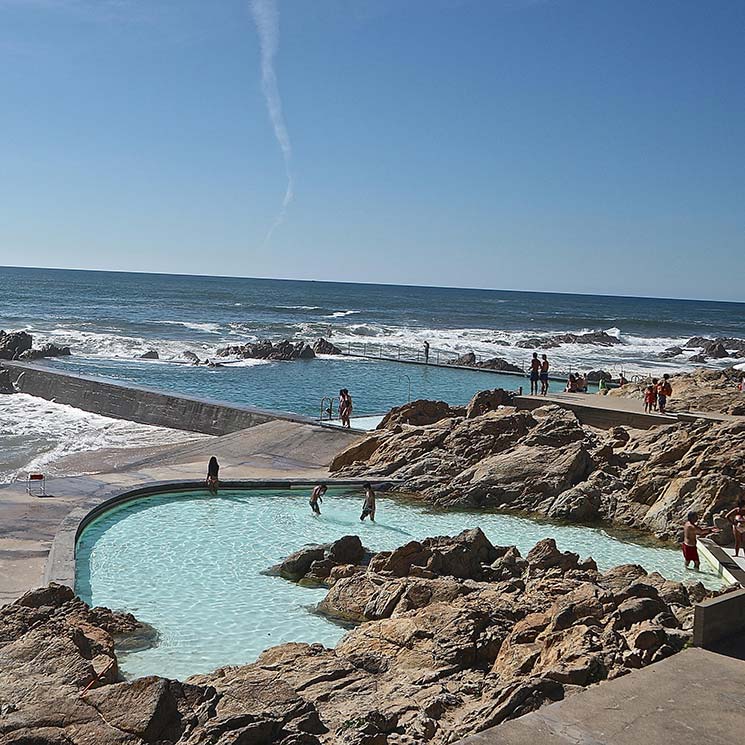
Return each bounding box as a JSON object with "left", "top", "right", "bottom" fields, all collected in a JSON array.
[{"left": 76, "top": 488, "right": 717, "bottom": 680}]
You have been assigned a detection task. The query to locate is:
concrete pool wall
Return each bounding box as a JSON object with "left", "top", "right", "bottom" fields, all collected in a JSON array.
[{"left": 2, "top": 361, "right": 322, "bottom": 435}]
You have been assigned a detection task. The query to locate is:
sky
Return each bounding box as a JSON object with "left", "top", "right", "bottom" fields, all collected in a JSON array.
[{"left": 0, "top": 0, "right": 743, "bottom": 300}]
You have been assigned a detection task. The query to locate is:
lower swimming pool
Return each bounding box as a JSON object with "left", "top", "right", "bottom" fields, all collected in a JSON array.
[{"left": 76, "top": 487, "right": 718, "bottom": 680}]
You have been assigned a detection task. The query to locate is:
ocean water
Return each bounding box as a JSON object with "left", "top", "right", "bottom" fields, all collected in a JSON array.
[
  {"left": 76, "top": 487, "right": 721, "bottom": 680},
  {"left": 2, "top": 266, "right": 745, "bottom": 477}
]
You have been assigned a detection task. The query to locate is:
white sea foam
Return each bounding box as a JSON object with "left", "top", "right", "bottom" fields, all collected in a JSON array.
[
  {"left": 325, "top": 310, "right": 360, "bottom": 319},
  {"left": 0, "top": 394, "right": 207, "bottom": 484},
  {"left": 154, "top": 320, "right": 222, "bottom": 334}
]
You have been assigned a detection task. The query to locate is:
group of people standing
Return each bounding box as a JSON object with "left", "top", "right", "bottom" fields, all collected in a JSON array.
[
  {"left": 529, "top": 353, "right": 551, "bottom": 396},
  {"left": 309, "top": 482, "right": 376, "bottom": 521},
  {"left": 643, "top": 374, "right": 673, "bottom": 414}
]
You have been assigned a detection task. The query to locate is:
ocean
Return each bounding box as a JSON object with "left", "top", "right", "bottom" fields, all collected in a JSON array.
[{"left": 1, "top": 266, "right": 744, "bottom": 481}]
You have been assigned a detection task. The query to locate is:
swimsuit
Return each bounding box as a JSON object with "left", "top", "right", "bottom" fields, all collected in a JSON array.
[
  {"left": 681, "top": 543, "right": 699, "bottom": 563},
  {"left": 309, "top": 499, "right": 321, "bottom": 515}
]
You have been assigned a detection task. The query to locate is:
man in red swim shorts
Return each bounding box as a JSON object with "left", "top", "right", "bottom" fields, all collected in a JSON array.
[{"left": 682, "top": 511, "right": 719, "bottom": 570}]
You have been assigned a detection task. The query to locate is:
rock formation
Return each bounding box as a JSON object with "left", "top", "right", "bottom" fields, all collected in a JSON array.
[
  {"left": 217, "top": 339, "right": 316, "bottom": 361},
  {"left": 377, "top": 400, "right": 465, "bottom": 429},
  {"left": 0, "top": 330, "right": 70, "bottom": 361},
  {"left": 313, "top": 338, "right": 343, "bottom": 355},
  {"left": 1, "top": 531, "right": 718, "bottom": 745},
  {"left": 139, "top": 350, "right": 160, "bottom": 360},
  {"left": 515, "top": 331, "right": 623, "bottom": 349},
  {"left": 447, "top": 352, "right": 522, "bottom": 373},
  {"left": 330, "top": 392, "right": 745, "bottom": 541},
  {"left": 685, "top": 336, "right": 745, "bottom": 359}
]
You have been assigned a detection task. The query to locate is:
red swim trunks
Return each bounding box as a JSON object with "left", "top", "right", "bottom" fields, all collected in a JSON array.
[{"left": 682, "top": 543, "right": 699, "bottom": 564}]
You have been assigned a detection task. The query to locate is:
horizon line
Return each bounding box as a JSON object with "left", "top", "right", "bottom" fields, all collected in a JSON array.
[{"left": 1, "top": 263, "right": 744, "bottom": 307}]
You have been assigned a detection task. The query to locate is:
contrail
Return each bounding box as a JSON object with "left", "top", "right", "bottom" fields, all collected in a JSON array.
[{"left": 249, "top": 0, "right": 293, "bottom": 245}]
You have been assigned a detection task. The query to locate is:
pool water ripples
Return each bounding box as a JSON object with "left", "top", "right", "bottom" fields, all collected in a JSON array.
[{"left": 76, "top": 488, "right": 721, "bottom": 680}]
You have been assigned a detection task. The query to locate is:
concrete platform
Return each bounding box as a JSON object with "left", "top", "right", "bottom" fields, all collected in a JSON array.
[
  {"left": 0, "top": 419, "right": 362, "bottom": 605},
  {"left": 515, "top": 392, "right": 737, "bottom": 429},
  {"left": 458, "top": 648, "right": 745, "bottom": 745}
]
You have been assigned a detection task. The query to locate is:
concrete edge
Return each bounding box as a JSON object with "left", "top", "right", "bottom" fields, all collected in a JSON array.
[
  {"left": 44, "top": 477, "right": 400, "bottom": 592},
  {"left": 698, "top": 538, "right": 745, "bottom": 586}
]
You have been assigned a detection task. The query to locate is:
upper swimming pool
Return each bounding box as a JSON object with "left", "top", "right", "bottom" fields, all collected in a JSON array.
[{"left": 76, "top": 487, "right": 718, "bottom": 681}]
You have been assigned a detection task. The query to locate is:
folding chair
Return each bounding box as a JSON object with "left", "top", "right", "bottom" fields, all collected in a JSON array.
[{"left": 26, "top": 473, "right": 46, "bottom": 497}]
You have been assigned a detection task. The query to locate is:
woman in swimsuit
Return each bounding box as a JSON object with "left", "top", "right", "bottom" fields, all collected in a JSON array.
[
  {"left": 206, "top": 456, "right": 219, "bottom": 495},
  {"left": 725, "top": 500, "right": 745, "bottom": 556}
]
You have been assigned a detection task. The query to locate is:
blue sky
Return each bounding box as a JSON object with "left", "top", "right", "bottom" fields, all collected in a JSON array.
[{"left": 0, "top": 0, "right": 743, "bottom": 300}]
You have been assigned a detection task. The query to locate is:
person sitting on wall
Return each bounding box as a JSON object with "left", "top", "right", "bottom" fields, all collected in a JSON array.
[{"left": 206, "top": 456, "right": 220, "bottom": 495}]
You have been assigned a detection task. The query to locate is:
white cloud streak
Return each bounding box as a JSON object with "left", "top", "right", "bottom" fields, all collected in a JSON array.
[{"left": 249, "top": 0, "right": 293, "bottom": 246}]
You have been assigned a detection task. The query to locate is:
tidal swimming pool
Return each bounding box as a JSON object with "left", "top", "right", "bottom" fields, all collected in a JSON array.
[{"left": 76, "top": 488, "right": 718, "bottom": 680}]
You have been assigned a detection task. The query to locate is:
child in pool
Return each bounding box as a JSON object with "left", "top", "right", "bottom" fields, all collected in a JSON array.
[
  {"left": 309, "top": 484, "right": 326, "bottom": 516},
  {"left": 360, "top": 483, "right": 376, "bottom": 522}
]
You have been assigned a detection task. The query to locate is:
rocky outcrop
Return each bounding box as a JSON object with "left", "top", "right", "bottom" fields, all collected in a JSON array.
[
  {"left": 608, "top": 366, "right": 745, "bottom": 415},
  {"left": 312, "top": 338, "right": 342, "bottom": 355},
  {"left": 331, "top": 394, "right": 745, "bottom": 541},
  {"left": 0, "top": 529, "right": 723, "bottom": 745},
  {"left": 0, "top": 331, "right": 70, "bottom": 361},
  {"left": 139, "top": 349, "right": 160, "bottom": 360},
  {"left": 0, "top": 330, "right": 33, "bottom": 360},
  {"left": 685, "top": 336, "right": 745, "bottom": 358},
  {"left": 377, "top": 399, "right": 464, "bottom": 429},
  {"left": 0, "top": 368, "right": 14, "bottom": 394},
  {"left": 18, "top": 342, "right": 72, "bottom": 360},
  {"left": 515, "top": 331, "right": 623, "bottom": 349},
  {"left": 585, "top": 370, "right": 612, "bottom": 382},
  {"left": 659, "top": 346, "right": 683, "bottom": 359},
  {"left": 217, "top": 339, "right": 315, "bottom": 361},
  {"left": 181, "top": 350, "right": 200, "bottom": 363},
  {"left": 265, "top": 535, "right": 368, "bottom": 584},
  {"left": 447, "top": 352, "right": 522, "bottom": 373}
]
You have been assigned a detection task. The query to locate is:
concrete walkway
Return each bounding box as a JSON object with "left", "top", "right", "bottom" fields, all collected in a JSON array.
[
  {"left": 516, "top": 392, "right": 738, "bottom": 429},
  {"left": 0, "top": 420, "right": 361, "bottom": 605},
  {"left": 458, "top": 648, "right": 745, "bottom": 745}
]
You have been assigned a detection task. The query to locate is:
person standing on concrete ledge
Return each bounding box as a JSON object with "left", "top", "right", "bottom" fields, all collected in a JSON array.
[
  {"left": 539, "top": 354, "right": 549, "bottom": 396},
  {"left": 529, "top": 352, "right": 540, "bottom": 395},
  {"left": 682, "top": 511, "right": 719, "bottom": 570},
  {"left": 206, "top": 456, "right": 220, "bottom": 495},
  {"left": 423, "top": 340, "right": 430, "bottom": 364}
]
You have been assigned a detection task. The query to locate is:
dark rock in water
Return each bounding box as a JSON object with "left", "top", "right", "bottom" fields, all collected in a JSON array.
[
  {"left": 659, "top": 346, "right": 683, "bottom": 359},
  {"left": 0, "top": 369, "right": 14, "bottom": 394},
  {"left": 265, "top": 544, "right": 326, "bottom": 580},
  {"left": 702, "top": 341, "right": 730, "bottom": 359},
  {"left": 18, "top": 343, "right": 71, "bottom": 360},
  {"left": 482, "top": 339, "right": 511, "bottom": 346},
  {"left": 378, "top": 399, "right": 464, "bottom": 429},
  {"left": 312, "top": 338, "right": 342, "bottom": 355},
  {"left": 0, "top": 330, "right": 33, "bottom": 360},
  {"left": 516, "top": 331, "right": 622, "bottom": 349},
  {"left": 585, "top": 370, "right": 612, "bottom": 383},
  {"left": 217, "top": 339, "right": 316, "bottom": 361},
  {"left": 689, "top": 352, "right": 708, "bottom": 363},
  {"left": 266, "top": 535, "right": 368, "bottom": 584},
  {"left": 139, "top": 350, "right": 159, "bottom": 360},
  {"left": 477, "top": 357, "right": 522, "bottom": 372},
  {"left": 447, "top": 352, "right": 522, "bottom": 373},
  {"left": 181, "top": 350, "right": 200, "bottom": 364},
  {"left": 685, "top": 336, "right": 745, "bottom": 357}
]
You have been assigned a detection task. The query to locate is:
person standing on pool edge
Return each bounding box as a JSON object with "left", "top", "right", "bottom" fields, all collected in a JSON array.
[
  {"left": 309, "top": 484, "right": 326, "bottom": 516},
  {"left": 682, "top": 511, "right": 718, "bottom": 570},
  {"left": 529, "top": 353, "right": 540, "bottom": 395},
  {"left": 360, "top": 483, "right": 376, "bottom": 522},
  {"left": 206, "top": 456, "right": 219, "bottom": 495}
]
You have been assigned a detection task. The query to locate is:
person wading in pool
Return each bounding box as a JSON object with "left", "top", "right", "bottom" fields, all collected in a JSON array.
[
  {"left": 309, "top": 484, "right": 327, "bottom": 516},
  {"left": 529, "top": 352, "right": 541, "bottom": 395},
  {"left": 360, "top": 483, "right": 376, "bottom": 522},
  {"left": 206, "top": 456, "right": 220, "bottom": 495}
]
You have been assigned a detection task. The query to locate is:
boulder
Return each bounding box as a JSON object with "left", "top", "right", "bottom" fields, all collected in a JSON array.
[
  {"left": 18, "top": 343, "right": 71, "bottom": 360},
  {"left": 476, "top": 357, "right": 522, "bottom": 373},
  {"left": 377, "top": 399, "right": 463, "bottom": 429},
  {"left": 703, "top": 340, "right": 730, "bottom": 359},
  {"left": 465, "top": 388, "right": 515, "bottom": 418},
  {"left": 0, "top": 330, "right": 33, "bottom": 360},
  {"left": 265, "top": 545, "right": 326, "bottom": 581},
  {"left": 659, "top": 346, "right": 683, "bottom": 359},
  {"left": 448, "top": 351, "right": 477, "bottom": 366},
  {"left": 181, "top": 350, "right": 200, "bottom": 363},
  {"left": 139, "top": 350, "right": 160, "bottom": 360},
  {"left": 312, "top": 338, "right": 342, "bottom": 355},
  {"left": 585, "top": 370, "right": 612, "bottom": 382}
]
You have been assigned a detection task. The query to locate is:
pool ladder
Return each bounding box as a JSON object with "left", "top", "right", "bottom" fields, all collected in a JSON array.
[{"left": 320, "top": 396, "right": 338, "bottom": 422}]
